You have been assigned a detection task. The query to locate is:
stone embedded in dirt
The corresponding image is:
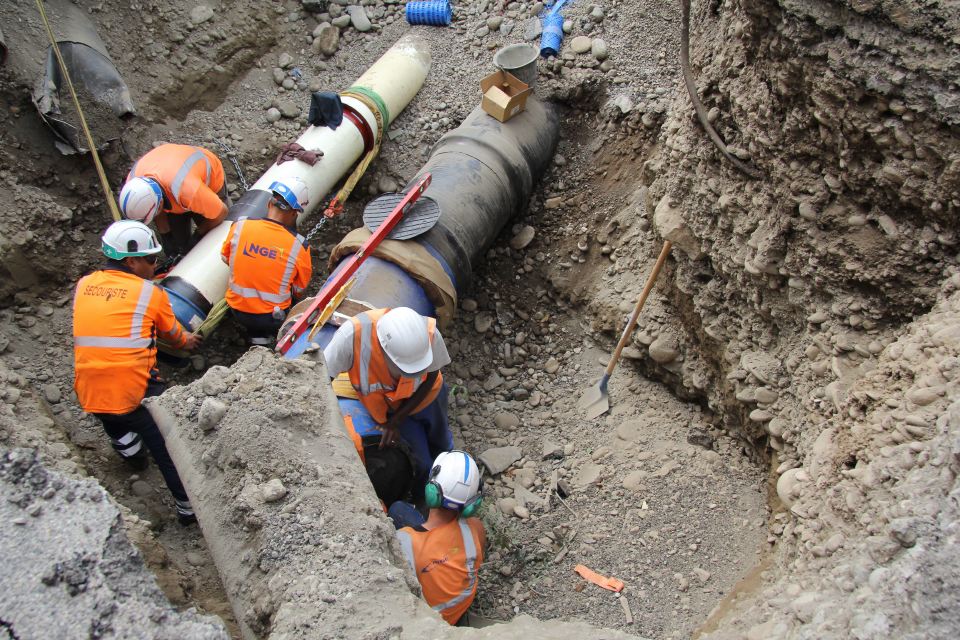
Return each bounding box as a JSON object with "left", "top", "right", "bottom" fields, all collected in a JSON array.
[
  {"left": 573, "top": 462, "right": 604, "bottom": 487},
  {"left": 807, "top": 310, "right": 829, "bottom": 324},
  {"left": 776, "top": 468, "right": 807, "bottom": 508},
  {"left": 475, "top": 312, "right": 494, "bottom": 333},
  {"left": 200, "top": 366, "right": 232, "bottom": 396},
  {"left": 278, "top": 52, "right": 294, "bottom": 69},
  {"left": 332, "top": 14, "right": 351, "bottom": 28},
  {"left": 494, "top": 412, "right": 520, "bottom": 430},
  {"left": 313, "top": 23, "right": 340, "bottom": 56},
  {"left": 497, "top": 497, "right": 518, "bottom": 515},
  {"left": 513, "top": 504, "right": 530, "bottom": 519},
  {"left": 198, "top": 398, "right": 227, "bottom": 432},
  {"left": 542, "top": 440, "right": 564, "bottom": 459},
  {"left": 649, "top": 334, "right": 680, "bottom": 364},
  {"left": 740, "top": 351, "right": 781, "bottom": 386},
  {"left": 461, "top": 298, "right": 478, "bottom": 312},
  {"left": 543, "top": 357, "right": 560, "bottom": 374},
  {"left": 131, "top": 480, "right": 153, "bottom": 498},
  {"left": 570, "top": 36, "right": 592, "bottom": 54},
  {"left": 266, "top": 108, "right": 282, "bottom": 123},
  {"left": 622, "top": 470, "right": 646, "bottom": 492},
  {"left": 510, "top": 225, "right": 536, "bottom": 250},
  {"left": 487, "top": 16, "right": 503, "bottom": 30},
  {"left": 261, "top": 478, "right": 288, "bottom": 503},
  {"left": 693, "top": 568, "right": 711, "bottom": 584},
  {"left": 591, "top": 39, "right": 609, "bottom": 61},
  {"left": 654, "top": 196, "right": 703, "bottom": 259},
  {"left": 523, "top": 17, "right": 542, "bottom": 41},
  {"left": 276, "top": 100, "right": 301, "bottom": 119},
  {"left": 189, "top": 5, "right": 214, "bottom": 25},
  {"left": 687, "top": 428, "right": 715, "bottom": 450},
  {"left": 42, "top": 384, "right": 61, "bottom": 404},
  {"left": 615, "top": 419, "right": 644, "bottom": 442},
  {"left": 478, "top": 446, "right": 522, "bottom": 475},
  {"left": 348, "top": 5, "right": 372, "bottom": 32}
]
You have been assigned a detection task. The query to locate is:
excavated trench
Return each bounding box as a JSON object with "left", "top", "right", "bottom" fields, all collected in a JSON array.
[{"left": 1, "top": 0, "right": 959, "bottom": 638}]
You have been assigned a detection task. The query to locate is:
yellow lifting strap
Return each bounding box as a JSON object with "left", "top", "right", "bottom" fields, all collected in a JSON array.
[
  {"left": 322, "top": 90, "right": 385, "bottom": 218},
  {"left": 35, "top": 0, "right": 121, "bottom": 222}
]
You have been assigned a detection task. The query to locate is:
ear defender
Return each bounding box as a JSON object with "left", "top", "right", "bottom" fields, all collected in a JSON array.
[
  {"left": 424, "top": 480, "right": 442, "bottom": 509},
  {"left": 460, "top": 494, "right": 482, "bottom": 518}
]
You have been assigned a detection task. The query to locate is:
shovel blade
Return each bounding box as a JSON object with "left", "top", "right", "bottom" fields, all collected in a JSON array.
[{"left": 579, "top": 383, "right": 610, "bottom": 420}]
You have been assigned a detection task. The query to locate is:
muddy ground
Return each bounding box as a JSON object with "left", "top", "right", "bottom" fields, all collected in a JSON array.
[{"left": 0, "top": 0, "right": 958, "bottom": 638}]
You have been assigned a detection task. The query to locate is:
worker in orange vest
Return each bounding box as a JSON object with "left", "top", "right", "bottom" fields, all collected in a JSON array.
[
  {"left": 73, "top": 220, "right": 202, "bottom": 524},
  {"left": 221, "top": 178, "right": 313, "bottom": 345},
  {"left": 395, "top": 451, "right": 486, "bottom": 625},
  {"left": 323, "top": 306, "right": 453, "bottom": 453},
  {"left": 118, "top": 143, "right": 230, "bottom": 254}
]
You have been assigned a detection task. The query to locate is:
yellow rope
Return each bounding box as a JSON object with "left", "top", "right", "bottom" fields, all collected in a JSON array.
[
  {"left": 324, "top": 90, "right": 385, "bottom": 216},
  {"left": 35, "top": 0, "right": 121, "bottom": 221}
]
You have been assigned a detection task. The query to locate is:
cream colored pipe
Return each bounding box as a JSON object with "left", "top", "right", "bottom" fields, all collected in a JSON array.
[{"left": 163, "top": 34, "right": 431, "bottom": 327}]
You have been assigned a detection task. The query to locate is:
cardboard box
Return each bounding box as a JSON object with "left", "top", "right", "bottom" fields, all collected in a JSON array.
[{"left": 480, "top": 70, "right": 532, "bottom": 122}]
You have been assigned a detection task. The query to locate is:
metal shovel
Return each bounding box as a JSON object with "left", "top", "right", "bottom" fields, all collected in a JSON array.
[{"left": 579, "top": 241, "right": 673, "bottom": 420}]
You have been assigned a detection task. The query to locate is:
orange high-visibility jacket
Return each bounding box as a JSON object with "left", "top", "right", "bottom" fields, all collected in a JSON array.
[
  {"left": 347, "top": 308, "right": 444, "bottom": 424},
  {"left": 396, "top": 517, "right": 486, "bottom": 625},
  {"left": 220, "top": 218, "right": 312, "bottom": 314},
  {"left": 128, "top": 144, "right": 225, "bottom": 219},
  {"left": 73, "top": 268, "right": 189, "bottom": 414}
]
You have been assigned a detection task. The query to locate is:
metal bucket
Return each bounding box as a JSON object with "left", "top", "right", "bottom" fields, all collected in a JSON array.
[{"left": 493, "top": 43, "right": 539, "bottom": 89}]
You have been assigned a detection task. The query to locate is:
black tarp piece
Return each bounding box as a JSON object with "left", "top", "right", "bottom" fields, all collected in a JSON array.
[{"left": 28, "top": 1, "right": 134, "bottom": 154}]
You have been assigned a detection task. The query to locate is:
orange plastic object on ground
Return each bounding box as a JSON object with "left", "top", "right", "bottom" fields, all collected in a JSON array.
[{"left": 574, "top": 564, "right": 625, "bottom": 592}]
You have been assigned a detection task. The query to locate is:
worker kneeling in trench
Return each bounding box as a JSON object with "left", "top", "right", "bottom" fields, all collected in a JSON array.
[{"left": 394, "top": 451, "right": 487, "bottom": 626}]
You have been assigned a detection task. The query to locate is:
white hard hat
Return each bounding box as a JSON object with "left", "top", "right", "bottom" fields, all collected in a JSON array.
[
  {"left": 119, "top": 177, "right": 163, "bottom": 225},
  {"left": 377, "top": 307, "right": 432, "bottom": 374},
  {"left": 101, "top": 220, "right": 163, "bottom": 260},
  {"left": 269, "top": 177, "right": 309, "bottom": 211},
  {"left": 428, "top": 451, "right": 481, "bottom": 511}
]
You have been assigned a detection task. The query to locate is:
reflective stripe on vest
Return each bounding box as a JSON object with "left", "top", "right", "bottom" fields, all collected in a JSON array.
[
  {"left": 227, "top": 221, "right": 305, "bottom": 305},
  {"left": 74, "top": 281, "right": 155, "bottom": 349},
  {"left": 430, "top": 519, "right": 479, "bottom": 614},
  {"left": 171, "top": 149, "right": 212, "bottom": 203},
  {"left": 353, "top": 312, "right": 431, "bottom": 396}
]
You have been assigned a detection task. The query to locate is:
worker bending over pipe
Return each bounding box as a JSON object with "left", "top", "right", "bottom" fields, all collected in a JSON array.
[
  {"left": 323, "top": 307, "right": 453, "bottom": 503},
  {"left": 118, "top": 143, "right": 230, "bottom": 255}
]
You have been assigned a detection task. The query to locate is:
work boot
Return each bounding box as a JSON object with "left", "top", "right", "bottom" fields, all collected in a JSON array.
[
  {"left": 176, "top": 498, "right": 197, "bottom": 526},
  {"left": 120, "top": 447, "right": 149, "bottom": 472}
]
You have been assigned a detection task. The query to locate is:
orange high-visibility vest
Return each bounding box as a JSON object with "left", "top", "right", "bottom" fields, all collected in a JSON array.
[
  {"left": 221, "top": 218, "right": 312, "bottom": 314},
  {"left": 73, "top": 269, "right": 189, "bottom": 414},
  {"left": 396, "top": 517, "right": 486, "bottom": 625},
  {"left": 128, "top": 144, "right": 225, "bottom": 219},
  {"left": 347, "top": 309, "right": 443, "bottom": 424}
]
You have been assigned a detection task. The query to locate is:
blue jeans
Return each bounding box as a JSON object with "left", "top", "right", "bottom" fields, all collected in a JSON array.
[{"left": 388, "top": 501, "right": 426, "bottom": 529}]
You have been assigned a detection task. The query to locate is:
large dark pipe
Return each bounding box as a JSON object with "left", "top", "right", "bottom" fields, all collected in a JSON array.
[{"left": 410, "top": 97, "right": 559, "bottom": 290}]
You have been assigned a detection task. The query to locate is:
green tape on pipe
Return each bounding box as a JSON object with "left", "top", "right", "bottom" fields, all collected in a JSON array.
[{"left": 346, "top": 85, "right": 391, "bottom": 128}]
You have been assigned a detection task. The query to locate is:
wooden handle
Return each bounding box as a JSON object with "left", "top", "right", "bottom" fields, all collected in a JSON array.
[{"left": 604, "top": 241, "right": 673, "bottom": 377}]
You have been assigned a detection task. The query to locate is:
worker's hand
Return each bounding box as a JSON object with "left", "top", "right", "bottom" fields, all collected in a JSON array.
[
  {"left": 379, "top": 422, "right": 400, "bottom": 449},
  {"left": 182, "top": 332, "right": 203, "bottom": 351}
]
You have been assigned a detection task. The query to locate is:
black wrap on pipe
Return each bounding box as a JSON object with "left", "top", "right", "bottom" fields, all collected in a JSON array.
[{"left": 409, "top": 98, "right": 559, "bottom": 290}]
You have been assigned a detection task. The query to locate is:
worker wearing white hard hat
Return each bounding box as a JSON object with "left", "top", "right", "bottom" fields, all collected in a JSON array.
[
  {"left": 323, "top": 307, "right": 452, "bottom": 450},
  {"left": 119, "top": 144, "right": 230, "bottom": 255},
  {"left": 394, "top": 450, "right": 487, "bottom": 625}
]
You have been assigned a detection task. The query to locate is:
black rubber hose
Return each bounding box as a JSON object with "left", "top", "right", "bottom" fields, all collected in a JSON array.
[{"left": 680, "top": 0, "right": 762, "bottom": 179}]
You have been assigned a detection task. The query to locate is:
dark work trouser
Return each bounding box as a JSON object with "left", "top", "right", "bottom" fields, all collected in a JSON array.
[
  {"left": 92, "top": 380, "right": 192, "bottom": 516},
  {"left": 231, "top": 308, "right": 285, "bottom": 344}
]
